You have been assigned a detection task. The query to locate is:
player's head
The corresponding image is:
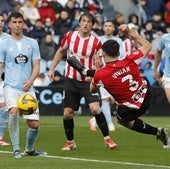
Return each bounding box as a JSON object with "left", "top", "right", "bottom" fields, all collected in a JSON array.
[
  {"left": 79, "top": 12, "right": 95, "bottom": 26},
  {"left": 8, "top": 11, "right": 24, "bottom": 22},
  {"left": 8, "top": 12, "right": 24, "bottom": 36},
  {"left": 102, "top": 40, "right": 120, "bottom": 58},
  {"left": 103, "top": 20, "right": 115, "bottom": 35}
]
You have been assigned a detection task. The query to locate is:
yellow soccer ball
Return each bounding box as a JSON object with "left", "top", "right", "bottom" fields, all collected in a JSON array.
[{"left": 17, "top": 94, "right": 38, "bottom": 115}]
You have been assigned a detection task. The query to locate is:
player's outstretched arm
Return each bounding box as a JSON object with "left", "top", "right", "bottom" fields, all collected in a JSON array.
[
  {"left": 118, "top": 24, "right": 151, "bottom": 57},
  {"left": 67, "top": 57, "right": 95, "bottom": 77}
]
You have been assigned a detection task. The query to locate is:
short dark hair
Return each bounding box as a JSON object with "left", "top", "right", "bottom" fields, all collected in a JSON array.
[
  {"left": 102, "top": 40, "right": 120, "bottom": 57},
  {"left": 79, "top": 12, "right": 95, "bottom": 25},
  {"left": 104, "top": 20, "right": 114, "bottom": 25},
  {"left": 8, "top": 12, "right": 24, "bottom": 22}
]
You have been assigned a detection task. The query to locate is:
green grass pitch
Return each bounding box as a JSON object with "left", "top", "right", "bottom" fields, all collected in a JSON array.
[{"left": 0, "top": 116, "right": 170, "bottom": 169}]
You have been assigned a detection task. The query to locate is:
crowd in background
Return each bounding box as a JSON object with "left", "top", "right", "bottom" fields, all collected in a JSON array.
[{"left": 0, "top": 0, "right": 170, "bottom": 87}]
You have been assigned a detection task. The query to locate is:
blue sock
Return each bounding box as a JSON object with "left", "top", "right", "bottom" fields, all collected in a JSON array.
[
  {"left": 25, "top": 128, "right": 38, "bottom": 151},
  {"left": 0, "top": 107, "right": 8, "bottom": 138},
  {"left": 8, "top": 114, "right": 20, "bottom": 152}
]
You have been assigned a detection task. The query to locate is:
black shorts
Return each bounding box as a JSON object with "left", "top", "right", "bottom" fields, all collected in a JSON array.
[
  {"left": 116, "top": 85, "right": 151, "bottom": 122},
  {"left": 63, "top": 77, "right": 100, "bottom": 111}
]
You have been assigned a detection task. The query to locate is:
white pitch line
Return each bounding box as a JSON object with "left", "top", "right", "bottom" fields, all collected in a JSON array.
[{"left": 0, "top": 150, "right": 169, "bottom": 168}]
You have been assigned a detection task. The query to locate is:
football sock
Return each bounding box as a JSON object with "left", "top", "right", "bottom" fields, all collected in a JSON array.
[
  {"left": 25, "top": 128, "right": 38, "bottom": 151},
  {"left": 63, "top": 118, "right": 74, "bottom": 141},
  {"left": 90, "top": 117, "right": 97, "bottom": 127},
  {"left": 0, "top": 107, "right": 8, "bottom": 138},
  {"left": 8, "top": 114, "right": 20, "bottom": 152},
  {"left": 95, "top": 112, "right": 109, "bottom": 137},
  {"left": 131, "top": 118, "right": 158, "bottom": 135},
  {"left": 101, "top": 100, "right": 114, "bottom": 128}
]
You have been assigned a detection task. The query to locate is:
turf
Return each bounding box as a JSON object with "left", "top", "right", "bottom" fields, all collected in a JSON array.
[{"left": 0, "top": 116, "right": 170, "bottom": 169}]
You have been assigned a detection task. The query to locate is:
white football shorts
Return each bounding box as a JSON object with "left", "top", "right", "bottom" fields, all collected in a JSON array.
[
  {"left": 4, "top": 86, "right": 39, "bottom": 120},
  {"left": 162, "top": 75, "right": 170, "bottom": 88}
]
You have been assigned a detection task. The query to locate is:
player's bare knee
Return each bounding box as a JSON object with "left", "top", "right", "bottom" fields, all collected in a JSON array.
[
  {"left": 90, "top": 106, "right": 100, "bottom": 115},
  {"left": 64, "top": 108, "right": 74, "bottom": 119},
  {"left": 26, "top": 120, "right": 39, "bottom": 129},
  {"left": 89, "top": 102, "right": 100, "bottom": 115}
]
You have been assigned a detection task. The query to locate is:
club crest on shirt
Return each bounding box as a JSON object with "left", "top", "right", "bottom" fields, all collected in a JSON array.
[{"left": 15, "top": 54, "right": 28, "bottom": 64}]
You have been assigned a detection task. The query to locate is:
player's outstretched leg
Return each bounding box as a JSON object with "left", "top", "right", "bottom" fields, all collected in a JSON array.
[
  {"left": 67, "top": 57, "right": 86, "bottom": 74},
  {"left": 157, "top": 128, "right": 170, "bottom": 149},
  {"left": 120, "top": 118, "right": 170, "bottom": 149},
  {"left": 67, "top": 57, "right": 95, "bottom": 77}
]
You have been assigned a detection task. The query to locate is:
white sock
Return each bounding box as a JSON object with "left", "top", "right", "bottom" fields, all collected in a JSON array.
[{"left": 90, "top": 117, "right": 97, "bottom": 127}]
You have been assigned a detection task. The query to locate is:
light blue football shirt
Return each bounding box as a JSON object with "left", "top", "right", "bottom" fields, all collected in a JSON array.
[
  {"left": 157, "top": 34, "right": 170, "bottom": 77},
  {"left": 0, "top": 32, "right": 9, "bottom": 42},
  {"left": 99, "top": 35, "right": 125, "bottom": 59},
  {"left": 0, "top": 32, "right": 10, "bottom": 78},
  {"left": 0, "top": 35, "right": 41, "bottom": 90}
]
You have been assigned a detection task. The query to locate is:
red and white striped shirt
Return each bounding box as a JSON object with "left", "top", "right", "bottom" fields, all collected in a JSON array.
[
  {"left": 61, "top": 31, "right": 102, "bottom": 81},
  {"left": 123, "top": 38, "right": 132, "bottom": 56},
  {"left": 123, "top": 38, "right": 138, "bottom": 56}
]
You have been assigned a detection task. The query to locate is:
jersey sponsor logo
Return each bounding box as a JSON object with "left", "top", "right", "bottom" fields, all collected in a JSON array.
[
  {"left": 132, "top": 85, "right": 146, "bottom": 102},
  {"left": 15, "top": 54, "right": 28, "bottom": 64}
]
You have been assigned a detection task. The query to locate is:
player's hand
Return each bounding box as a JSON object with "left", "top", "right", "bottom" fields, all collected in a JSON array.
[
  {"left": 153, "top": 71, "right": 161, "bottom": 81},
  {"left": 23, "top": 80, "right": 32, "bottom": 92},
  {"left": 48, "top": 70, "right": 54, "bottom": 81},
  {"left": 85, "top": 77, "right": 93, "bottom": 82},
  {"left": 153, "top": 71, "right": 162, "bottom": 84},
  {"left": 118, "top": 24, "right": 130, "bottom": 35}
]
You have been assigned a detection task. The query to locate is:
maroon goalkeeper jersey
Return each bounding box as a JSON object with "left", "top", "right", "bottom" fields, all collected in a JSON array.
[{"left": 92, "top": 49, "right": 148, "bottom": 109}]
